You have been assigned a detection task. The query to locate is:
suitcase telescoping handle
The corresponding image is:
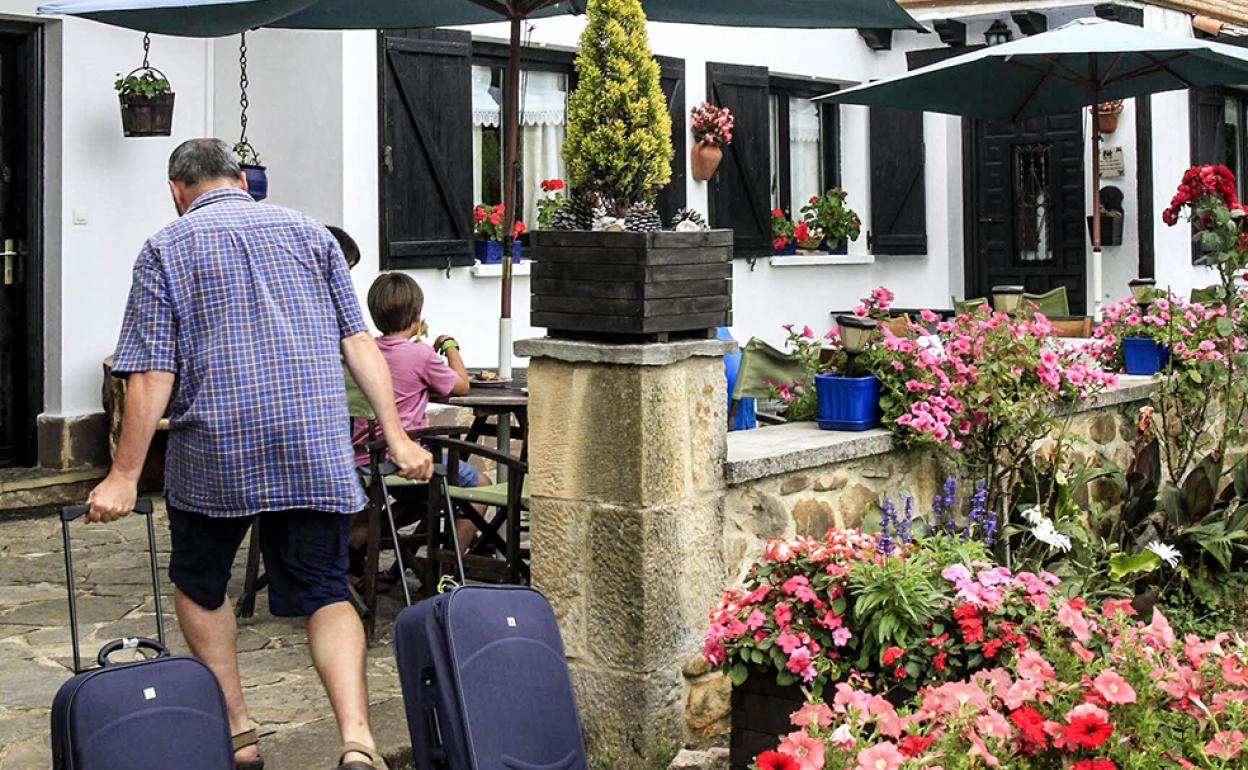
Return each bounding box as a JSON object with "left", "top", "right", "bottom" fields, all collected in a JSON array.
[
  {"left": 376, "top": 461, "right": 466, "bottom": 592},
  {"left": 61, "top": 499, "right": 166, "bottom": 674}
]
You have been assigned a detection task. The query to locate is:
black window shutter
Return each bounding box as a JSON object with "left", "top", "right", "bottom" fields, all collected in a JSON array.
[
  {"left": 378, "top": 29, "right": 474, "bottom": 270},
  {"left": 707, "top": 62, "right": 771, "bottom": 259},
  {"left": 1190, "top": 86, "right": 1226, "bottom": 165},
  {"left": 656, "top": 56, "right": 687, "bottom": 227},
  {"left": 869, "top": 106, "right": 926, "bottom": 255}
]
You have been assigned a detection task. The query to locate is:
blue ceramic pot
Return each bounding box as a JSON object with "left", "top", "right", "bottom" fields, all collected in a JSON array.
[
  {"left": 242, "top": 164, "right": 267, "bottom": 201},
  {"left": 1122, "top": 336, "right": 1168, "bottom": 375},
  {"left": 814, "top": 373, "right": 882, "bottom": 431},
  {"left": 819, "top": 236, "right": 848, "bottom": 255},
  {"left": 474, "top": 240, "right": 522, "bottom": 264},
  {"left": 773, "top": 240, "right": 797, "bottom": 256}
]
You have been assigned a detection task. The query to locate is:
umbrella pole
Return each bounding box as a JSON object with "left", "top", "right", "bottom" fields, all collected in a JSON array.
[
  {"left": 498, "top": 13, "right": 521, "bottom": 380},
  {"left": 1090, "top": 63, "right": 1104, "bottom": 322}
]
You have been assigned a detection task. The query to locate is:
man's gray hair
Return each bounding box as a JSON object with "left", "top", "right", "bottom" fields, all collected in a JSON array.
[{"left": 168, "top": 138, "right": 242, "bottom": 186}]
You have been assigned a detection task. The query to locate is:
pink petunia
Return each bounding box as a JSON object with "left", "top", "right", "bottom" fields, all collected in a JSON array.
[
  {"left": 778, "top": 730, "right": 825, "bottom": 770},
  {"left": 1091, "top": 669, "right": 1136, "bottom": 705},
  {"left": 854, "top": 742, "right": 904, "bottom": 770}
]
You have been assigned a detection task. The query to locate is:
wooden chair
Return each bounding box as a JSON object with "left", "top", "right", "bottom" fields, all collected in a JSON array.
[
  {"left": 884, "top": 313, "right": 913, "bottom": 336},
  {"left": 1047, "top": 316, "right": 1093, "bottom": 338},
  {"left": 729, "top": 337, "right": 809, "bottom": 427},
  {"left": 952, "top": 296, "right": 989, "bottom": 315}
]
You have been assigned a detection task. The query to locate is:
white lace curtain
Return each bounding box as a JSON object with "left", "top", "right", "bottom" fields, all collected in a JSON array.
[
  {"left": 472, "top": 66, "right": 567, "bottom": 228},
  {"left": 789, "top": 97, "right": 822, "bottom": 209}
]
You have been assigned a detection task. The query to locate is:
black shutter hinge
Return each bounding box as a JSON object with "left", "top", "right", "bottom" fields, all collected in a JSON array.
[{"left": 867, "top": 231, "right": 874, "bottom": 250}]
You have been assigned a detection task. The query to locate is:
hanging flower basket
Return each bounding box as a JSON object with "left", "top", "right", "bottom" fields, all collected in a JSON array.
[
  {"left": 234, "top": 142, "right": 267, "bottom": 201},
  {"left": 1097, "top": 99, "right": 1124, "bottom": 134},
  {"left": 691, "top": 140, "right": 724, "bottom": 181},
  {"left": 115, "top": 67, "right": 175, "bottom": 138}
]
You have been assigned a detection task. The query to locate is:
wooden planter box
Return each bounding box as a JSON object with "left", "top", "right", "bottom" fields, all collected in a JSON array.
[
  {"left": 529, "top": 229, "right": 732, "bottom": 342},
  {"left": 730, "top": 673, "right": 805, "bottom": 770}
]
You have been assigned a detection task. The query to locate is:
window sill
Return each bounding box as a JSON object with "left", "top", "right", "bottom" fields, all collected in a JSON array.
[
  {"left": 768, "top": 253, "right": 875, "bottom": 267},
  {"left": 470, "top": 261, "right": 532, "bottom": 278}
]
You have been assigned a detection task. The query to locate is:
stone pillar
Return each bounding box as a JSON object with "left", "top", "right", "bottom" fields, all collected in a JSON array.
[{"left": 515, "top": 338, "right": 734, "bottom": 770}]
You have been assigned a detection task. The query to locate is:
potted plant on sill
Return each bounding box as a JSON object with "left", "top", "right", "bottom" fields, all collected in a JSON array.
[
  {"left": 690, "top": 101, "right": 733, "bottom": 181},
  {"left": 1092, "top": 280, "right": 1173, "bottom": 375},
  {"left": 814, "top": 315, "right": 883, "bottom": 431},
  {"left": 771, "top": 209, "right": 796, "bottom": 255},
  {"left": 473, "top": 203, "right": 524, "bottom": 264},
  {"left": 1086, "top": 205, "right": 1125, "bottom": 246},
  {"left": 801, "top": 188, "right": 861, "bottom": 255},
  {"left": 234, "top": 142, "right": 268, "bottom": 202},
  {"left": 115, "top": 68, "right": 175, "bottom": 138},
  {"left": 530, "top": 0, "right": 731, "bottom": 341}
]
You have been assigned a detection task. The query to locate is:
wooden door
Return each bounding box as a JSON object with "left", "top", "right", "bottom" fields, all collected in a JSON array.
[{"left": 965, "top": 113, "right": 1087, "bottom": 312}]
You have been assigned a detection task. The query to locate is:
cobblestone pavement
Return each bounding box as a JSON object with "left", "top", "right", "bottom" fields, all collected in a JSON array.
[{"left": 0, "top": 502, "right": 415, "bottom": 770}]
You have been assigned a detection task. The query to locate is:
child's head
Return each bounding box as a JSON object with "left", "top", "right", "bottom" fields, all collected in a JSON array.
[
  {"left": 327, "top": 225, "right": 360, "bottom": 270},
  {"left": 367, "top": 272, "right": 425, "bottom": 336}
]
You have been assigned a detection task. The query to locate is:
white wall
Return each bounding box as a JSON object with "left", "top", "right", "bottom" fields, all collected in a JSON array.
[{"left": 1, "top": 3, "right": 215, "bottom": 418}]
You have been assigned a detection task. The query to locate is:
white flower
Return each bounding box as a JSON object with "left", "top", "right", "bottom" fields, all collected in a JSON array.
[
  {"left": 1020, "top": 505, "right": 1045, "bottom": 526},
  {"left": 1147, "top": 541, "right": 1182, "bottom": 568},
  {"left": 1031, "top": 518, "right": 1072, "bottom": 552}
]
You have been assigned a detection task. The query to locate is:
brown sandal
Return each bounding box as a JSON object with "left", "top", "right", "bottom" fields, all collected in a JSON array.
[
  {"left": 233, "top": 729, "right": 264, "bottom": 770},
  {"left": 337, "top": 741, "right": 379, "bottom": 769}
]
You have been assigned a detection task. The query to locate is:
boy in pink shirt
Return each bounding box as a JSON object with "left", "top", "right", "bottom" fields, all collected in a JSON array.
[{"left": 351, "top": 272, "right": 483, "bottom": 548}]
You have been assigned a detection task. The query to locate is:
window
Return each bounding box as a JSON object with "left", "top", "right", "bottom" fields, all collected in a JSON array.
[
  {"left": 768, "top": 78, "right": 839, "bottom": 218},
  {"left": 1225, "top": 92, "right": 1248, "bottom": 201},
  {"left": 471, "top": 61, "right": 570, "bottom": 228}
]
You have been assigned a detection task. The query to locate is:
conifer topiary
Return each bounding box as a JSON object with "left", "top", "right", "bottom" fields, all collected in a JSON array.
[{"left": 563, "top": 0, "right": 672, "bottom": 219}]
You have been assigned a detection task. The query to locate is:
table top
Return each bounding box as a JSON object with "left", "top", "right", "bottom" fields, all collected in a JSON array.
[{"left": 443, "top": 369, "right": 529, "bottom": 410}]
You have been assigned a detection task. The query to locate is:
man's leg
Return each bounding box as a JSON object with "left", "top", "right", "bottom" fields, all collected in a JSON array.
[
  {"left": 307, "top": 601, "right": 376, "bottom": 765},
  {"left": 176, "top": 589, "right": 258, "bottom": 764}
]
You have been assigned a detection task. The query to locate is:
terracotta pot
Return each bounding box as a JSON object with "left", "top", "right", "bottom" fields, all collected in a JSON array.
[
  {"left": 1097, "top": 111, "right": 1121, "bottom": 134},
  {"left": 691, "top": 140, "right": 724, "bottom": 181}
]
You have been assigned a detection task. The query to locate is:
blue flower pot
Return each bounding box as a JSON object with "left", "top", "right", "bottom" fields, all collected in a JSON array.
[
  {"left": 242, "top": 164, "right": 267, "bottom": 201},
  {"left": 814, "top": 373, "right": 882, "bottom": 431},
  {"left": 474, "top": 239, "right": 522, "bottom": 265},
  {"left": 819, "top": 236, "right": 848, "bottom": 255},
  {"left": 1122, "top": 336, "right": 1168, "bottom": 375},
  {"left": 773, "top": 240, "right": 797, "bottom": 256}
]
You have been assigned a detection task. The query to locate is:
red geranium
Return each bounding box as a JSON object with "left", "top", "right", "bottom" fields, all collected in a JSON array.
[
  {"left": 540, "top": 178, "right": 565, "bottom": 192},
  {"left": 755, "top": 750, "right": 798, "bottom": 770},
  {"left": 1063, "top": 704, "right": 1114, "bottom": 749},
  {"left": 898, "top": 734, "right": 935, "bottom": 756},
  {"left": 1073, "top": 760, "right": 1116, "bottom": 770},
  {"left": 1009, "top": 706, "right": 1048, "bottom": 748},
  {"left": 882, "top": 646, "right": 905, "bottom": 665}
]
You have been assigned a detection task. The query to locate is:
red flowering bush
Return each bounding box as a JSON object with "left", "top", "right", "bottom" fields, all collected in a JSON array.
[
  {"left": 690, "top": 101, "right": 734, "bottom": 146},
  {"left": 472, "top": 202, "right": 524, "bottom": 241},
  {"left": 773, "top": 208, "right": 796, "bottom": 251},
  {"left": 756, "top": 599, "right": 1248, "bottom": 770}
]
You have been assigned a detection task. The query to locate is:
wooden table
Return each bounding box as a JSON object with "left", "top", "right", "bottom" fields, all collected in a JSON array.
[{"left": 438, "top": 370, "right": 529, "bottom": 477}]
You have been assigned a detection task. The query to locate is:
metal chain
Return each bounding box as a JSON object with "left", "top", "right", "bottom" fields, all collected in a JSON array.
[
  {"left": 141, "top": 33, "right": 151, "bottom": 70},
  {"left": 238, "top": 32, "right": 250, "bottom": 148}
]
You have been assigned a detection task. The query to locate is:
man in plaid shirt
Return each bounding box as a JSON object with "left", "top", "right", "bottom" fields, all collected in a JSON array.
[{"left": 88, "top": 139, "right": 430, "bottom": 770}]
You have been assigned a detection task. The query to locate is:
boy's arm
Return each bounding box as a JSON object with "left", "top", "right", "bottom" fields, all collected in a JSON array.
[{"left": 434, "top": 336, "right": 471, "bottom": 396}]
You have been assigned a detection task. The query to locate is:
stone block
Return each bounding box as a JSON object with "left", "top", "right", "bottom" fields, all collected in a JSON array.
[
  {"left": 779, "top": 475, "right": 809, "bottom": 495},
  {"left": 684, "top": 672, "right": 731, "bottom": 738},
  {"left": 572, "top": 663, "right": 687, "bottom": 770},
  {"left": 836, "top": 483, "right": 878, "bottom": 529},
  {"left": 669, "top": 748, "right": 730, "bottom": 770},
  {"left": 792, "top": 497, "right": 835, "bottom": 537},
  {"left": 529, "top": 496, "right": 590, "bottom": 660},
  {"left": 37, "top": 412, "right": 109, "bottom": 470},
  {"left": 813, "top": 472, "right": 848, "bottom": 492},
  {"left": 581, "top": 499, "right": 725, "bottom": 672},
  {"left": 528, "top": 356, "right": 725, "bottom": 507},
  {"left": 1089, "top": 412, "right": 1118, "bottom": 445}
]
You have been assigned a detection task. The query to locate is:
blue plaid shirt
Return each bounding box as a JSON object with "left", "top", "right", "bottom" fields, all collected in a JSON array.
[{"left": 113, "top": 187, "right": 369, "bottom": 517}]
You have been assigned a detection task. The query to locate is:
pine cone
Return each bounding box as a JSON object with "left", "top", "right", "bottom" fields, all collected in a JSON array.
[
  {"left": 553, "top": 192, "right": 599, "bottom": 231},
  {"left": 624, "top": 200, "right": 663, "bottom": 233},
  {"left": 672, "top": 207, "right": 709, "bottom": 231}
]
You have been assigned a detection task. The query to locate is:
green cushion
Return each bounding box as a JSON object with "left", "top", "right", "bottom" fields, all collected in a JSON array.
[
  {"left": 344, "top": 363, "right": 374, "bottom": 420},
  {"left": 953, "top": 297, "right": 988, "bottom": 315},
  {"left": 733, "top": 337, "right": 810, "bottom": 401},
  {"left": 1023, "top": 286, "right": 1069, "bottom": 316},
  {"left": 449, "top": 479, "right": 530, "bottom": 510}
]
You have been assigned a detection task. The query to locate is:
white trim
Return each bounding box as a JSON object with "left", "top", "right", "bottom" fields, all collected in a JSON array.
[
  {"left": 769, "top": 253, "right": 875, "bottom": 267},
  {"left": 471, "top": 261, "right": 533, "bottom": 278}
]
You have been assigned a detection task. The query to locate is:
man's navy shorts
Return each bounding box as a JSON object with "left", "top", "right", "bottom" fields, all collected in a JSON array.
[{"left": 168, "top": 505, "right": 350, "bottom": 618}]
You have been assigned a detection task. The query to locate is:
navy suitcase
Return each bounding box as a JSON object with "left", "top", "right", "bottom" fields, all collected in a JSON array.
[
  {"left": 51, "top": 500, "right": 234, "bottom": 770},
  {"left": 392, "top": 473, "right": 588, "bottom": 770}
]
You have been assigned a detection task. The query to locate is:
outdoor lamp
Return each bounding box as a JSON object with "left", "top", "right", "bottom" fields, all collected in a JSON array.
[
  {"left": 836, "top": 314, "right": 877, "bottom": 376},
  {"left": 984, "top": 20, "right": 1013, "bottom": 46},
  {"left": 1129, "top": 278, "right": 1156, "bottom": 310},
  {"left": 991, "top": 285, "right": 1026, "bottom": 314}
]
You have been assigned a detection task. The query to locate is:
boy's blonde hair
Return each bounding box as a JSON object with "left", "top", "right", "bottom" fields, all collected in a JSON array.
[{"left": 367, "top": 272, "right": 424, "bottom": 335}]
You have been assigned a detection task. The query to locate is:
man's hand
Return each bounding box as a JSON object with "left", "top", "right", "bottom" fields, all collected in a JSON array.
[
  {"left": 388, "top": 437, "right": 434, "bottom": 480},
  {"left": 87, "top": 472, "right": 139, "bottom": 523}
]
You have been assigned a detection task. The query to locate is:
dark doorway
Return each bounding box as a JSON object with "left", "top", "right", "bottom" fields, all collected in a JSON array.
[
  {"left": 0, "top": 22, "right": 42, "bottom": 467},
  {"left": 964, "top": 113, "right": 1087, "bottom": 313}
]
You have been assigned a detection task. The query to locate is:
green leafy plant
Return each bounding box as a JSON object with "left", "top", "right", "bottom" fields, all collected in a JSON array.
[
  {"left": 800, "top": 188, "right": 861, "bottom": 248},
  {"left": 233, "top": 141, "right": 262, "bottom": 166},
  {"left": 563, "top": 0, "right": 672, "bottom": 217},
  {"left": 114, "top": 69, "right": 171, "bottom": 99}
]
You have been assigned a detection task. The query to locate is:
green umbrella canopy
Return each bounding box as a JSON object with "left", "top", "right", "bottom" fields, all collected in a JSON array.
[
  {"left": 818, "top": 17, "right": 1248, "bottom": 121},
  {"left": 38, "top": 0, "right": 926, "bottom": 36}
]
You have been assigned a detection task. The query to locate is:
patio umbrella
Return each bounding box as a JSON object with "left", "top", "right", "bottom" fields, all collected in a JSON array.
[
  {"left": 40, "top": 0, "right": 924, "bottom": 376},
  {"left": 819, "top": 16, "right": 1248, "bottom": 320}
]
